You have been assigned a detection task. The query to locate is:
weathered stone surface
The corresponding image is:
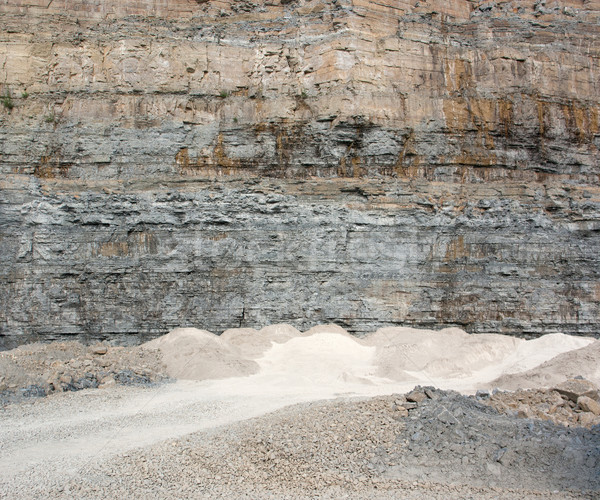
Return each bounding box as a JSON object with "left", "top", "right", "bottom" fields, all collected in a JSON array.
[
  {"left": 578, "top": 396, "right": 600, "bottom": 416},
  {"left": 405, "top": 389, "right": 427, "bottom": 403},
  {"left": 554, "top": 379, "right": 600, "bottom": 403},
  {"left": 1, "top": 0, "right": 599, "bottom": 345}
]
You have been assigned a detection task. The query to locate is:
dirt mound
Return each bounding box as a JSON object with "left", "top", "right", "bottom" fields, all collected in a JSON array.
[{"left": 483, "top": 387, "right": 600, "bottom": 428}]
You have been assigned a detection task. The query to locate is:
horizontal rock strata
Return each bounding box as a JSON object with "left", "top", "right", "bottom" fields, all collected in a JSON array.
[{"left": 1, "top": 0, "right": 599, "bottom": 345}]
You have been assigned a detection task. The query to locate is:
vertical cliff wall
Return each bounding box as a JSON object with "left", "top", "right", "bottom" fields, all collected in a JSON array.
[{"left": 1, "top": 0, "right": 599, "bottom": 346}]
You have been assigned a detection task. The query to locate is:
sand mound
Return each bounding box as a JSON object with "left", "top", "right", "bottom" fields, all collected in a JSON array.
[
  {"left": 255, "top": 332, "right": 384, "bottom": 386},
  {"left": 364, "top": 327, "right": 521, "bottom": 382},
  {"left": 142, "top": 324, "right": 596, "bottom": 393},
  {"left": 488, "top": 339, "right": 600, "bottom": 390},
  {"left": 3, "top": 324, "right": 595, "bottom": 402},
  {"left": 220, "top": 324, "right": 303, "bottom": 358},
  {"left": 143, "top": 327, "right": 259, "bottom": 380}
]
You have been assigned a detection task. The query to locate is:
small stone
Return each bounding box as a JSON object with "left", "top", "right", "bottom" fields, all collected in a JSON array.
[
  {"left": 98, "top": 358, "right": 112, "bottom": 368},
  {"left": 91, "top": 346, "right": 108, "bottom": 355},
  {"left": 98, "top": 376, "right": 116, "bottom": 389},
  {"left": 406, "top": 390, "right": 427, "bottom": 403},
  {"left": 486, "top": 462, "right": 502, "bottom": 476},
  {"left": 499, "top": 450, "right": 515, "bottom": 466},
  {"left": 424, "top": 388, "right": 438, "bottom": 399},
  {"left": 436, "top": 409, "right": 455, "bottom": 424},
  {"left": 50, "top": 379, "right": 63, "bottom": 392},
  {"left": 394, "top": 407, "right": 409, "bottom": 418},
  {"left": 517, "top": 405, "right": 533, "bottom": 419},
  {"left": 476, "top": 389, "right": 491, "bottom": 399},
  {"left": 578, "top": 412, "right": 596, "bottom": 427},
  {"left": 493, "top": 448, "right": 507, "bottom": 462},
  {"left": 577, "top": 396, "right": 600, "bottom": 416}
]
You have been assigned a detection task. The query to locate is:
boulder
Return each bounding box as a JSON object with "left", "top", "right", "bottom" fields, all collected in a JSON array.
[
  {"left": 577, "top": 396, "right": 600, "bottom": 416},
  {"left": 553, "top": 379, "right": 599, "bottom": 403},
  {"left": 406, "top": 390, "right": 427, "bottom": 403}
]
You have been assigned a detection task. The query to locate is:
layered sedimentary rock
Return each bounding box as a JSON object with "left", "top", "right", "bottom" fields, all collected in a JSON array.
[{"left": 1, "top": 0, "right": 599, "bottom": 346}]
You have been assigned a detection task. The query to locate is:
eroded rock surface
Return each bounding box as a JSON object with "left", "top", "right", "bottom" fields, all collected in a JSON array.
[{"left": 1, "top": 0, "right": 599, "bottom": 344}]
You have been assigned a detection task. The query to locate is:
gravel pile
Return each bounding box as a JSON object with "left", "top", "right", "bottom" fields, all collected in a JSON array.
[
  {"left": 0, "top": 341, "right": 168, "bottom": 405},
  {"left": 483, "top": 384, "right": 600, "bottom": 428},
  {"left": 33, "top": 388, "right": 599, "bottom": 500}
]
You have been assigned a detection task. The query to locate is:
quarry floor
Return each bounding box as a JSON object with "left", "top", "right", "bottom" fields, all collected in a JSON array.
[{"left": 1, "top": 325, "right": 599, "bottom": 499}]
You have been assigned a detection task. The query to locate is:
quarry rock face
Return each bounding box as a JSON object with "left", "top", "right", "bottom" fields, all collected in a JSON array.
[{"left": 1, "top": 0, "right": 599, "bottom": 346}]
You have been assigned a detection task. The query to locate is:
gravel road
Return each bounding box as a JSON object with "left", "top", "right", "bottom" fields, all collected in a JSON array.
[{"left": 0, "top": 380, "right": 331, "bottom": 494}]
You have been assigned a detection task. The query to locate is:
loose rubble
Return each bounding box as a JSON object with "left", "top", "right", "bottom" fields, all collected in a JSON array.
[
  {"left": 479, "top": 382, "right": 600, "bottom": 429},
  {"left": 43, "top": 388, "right": 599, "bottom": 499},
  {"left": 0, "top": 341, "right": 168, "bottom": 405}
]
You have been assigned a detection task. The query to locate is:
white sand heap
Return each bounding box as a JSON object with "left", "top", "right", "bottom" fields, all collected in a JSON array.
[{"left": 143, "top": 324, "right": 598, "bottom": 394}]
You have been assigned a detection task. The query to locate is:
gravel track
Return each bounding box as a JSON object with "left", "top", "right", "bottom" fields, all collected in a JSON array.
[{"left": 1, "top": 385, "right": 598, "bottom": 499}]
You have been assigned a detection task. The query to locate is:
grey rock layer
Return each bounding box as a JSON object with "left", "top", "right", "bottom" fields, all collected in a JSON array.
[{"left": 2, "top": 176, "right": 599, "bottom": 346}]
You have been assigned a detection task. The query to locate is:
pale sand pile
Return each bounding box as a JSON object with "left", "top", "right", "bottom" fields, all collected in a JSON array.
[
  {"left": 489, "top": 338, "right": 600, "bottom": 390},
  {"left": 143, "top": 324, "right": 597, "bottom": 394}
]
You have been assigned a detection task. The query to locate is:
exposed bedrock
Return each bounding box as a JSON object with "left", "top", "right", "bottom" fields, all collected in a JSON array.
[{"left": 1, "top": 0, "right": 599, "bottom": 345}]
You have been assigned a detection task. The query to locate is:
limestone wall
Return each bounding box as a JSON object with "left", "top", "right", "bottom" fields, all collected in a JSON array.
[{"left": 1, "top": 0, "right": 599, "bottom": 345}]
